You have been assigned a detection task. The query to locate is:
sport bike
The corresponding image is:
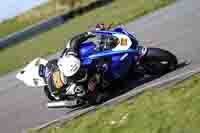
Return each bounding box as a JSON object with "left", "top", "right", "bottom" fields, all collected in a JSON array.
[{"left": 16, "top": 26, "right": 177, "bottom": 108}]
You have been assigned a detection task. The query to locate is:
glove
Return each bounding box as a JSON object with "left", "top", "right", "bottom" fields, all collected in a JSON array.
[
  {"left": 87, "top": 31, "right": 96, "bottom": 38},
  {"left": 96, "top": 24, "right": 112, "bottom": 31}
]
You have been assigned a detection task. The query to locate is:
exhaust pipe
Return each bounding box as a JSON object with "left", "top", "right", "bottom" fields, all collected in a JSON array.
[
  {"left": 47, "top": 101, "right": 70, "bottom": 108},
  {"left": 47, "top": 100, "right": 84, "bottom": 108}
]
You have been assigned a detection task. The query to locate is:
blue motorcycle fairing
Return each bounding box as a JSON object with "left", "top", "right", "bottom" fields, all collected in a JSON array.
[
  {"left": 112, "top": 27, "right": 137, "bottom": 39},
  {"left": 79, "top": 41, "right": 96, "bottom": 58},
  {"left": 95, "top": 30, "right": 125, "bottom": 37},
  {"left": 79, "top": 41, "right": 139, "bottom": 63},
  {"left": 79, "top": 41, "right": 140, "bottom": 80},
  {"left": 87, "top": 49, "right": 139, "bottom": 60},
  {"left": 109, "top": 53, "right": 134, "bottom": 79},
  {"left": 79, "top": 28, "right": 142, "bottom": 80}
]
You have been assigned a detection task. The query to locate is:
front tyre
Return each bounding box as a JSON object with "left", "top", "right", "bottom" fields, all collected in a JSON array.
[{"left": 140, "top": 48, "right": 178, "bottom": 75}]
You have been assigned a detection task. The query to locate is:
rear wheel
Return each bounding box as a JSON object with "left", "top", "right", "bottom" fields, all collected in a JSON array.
[{"left": 140, "top": 48, "right": 177, "bottom": 75}]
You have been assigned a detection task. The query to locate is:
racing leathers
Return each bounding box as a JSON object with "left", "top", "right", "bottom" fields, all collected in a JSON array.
[{"left": 43, "top": 32, "right": 97, "bottom": 100}]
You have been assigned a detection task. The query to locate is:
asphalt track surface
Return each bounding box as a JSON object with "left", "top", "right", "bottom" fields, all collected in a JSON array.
[{"left": 0, "top": 0, "right": 200, "bottom": 132}]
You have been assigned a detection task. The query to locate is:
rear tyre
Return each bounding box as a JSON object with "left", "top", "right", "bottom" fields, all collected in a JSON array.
[{"left": 140, "top": 48, "right": 177, "bottom": 75}]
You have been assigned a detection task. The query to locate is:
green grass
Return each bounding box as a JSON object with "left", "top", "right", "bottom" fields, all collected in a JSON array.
[
  {"left": 0, "top": 1, "right": 60, "bottom": 38},
  {"left": 0, "top": 0, "right": 176, "bottom": 76},
  {"left": 0, "top": 0, "right": 93, "bottom": 38},
  {"left": 30, "top": 74, "right": 200, "bottom": 133}
]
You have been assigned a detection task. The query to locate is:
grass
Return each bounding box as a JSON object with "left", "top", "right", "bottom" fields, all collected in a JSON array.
[
  {"left": 0, "top": 0, "right": 93, "bottom": 38},
  {"left": 0, "top": 0, "right": 176, "bottom": 76},
  {"left": 29, "top": 74, "right": 200, "bottom": 133}
]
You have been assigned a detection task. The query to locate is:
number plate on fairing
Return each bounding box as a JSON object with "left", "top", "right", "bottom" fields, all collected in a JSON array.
[{"left": 112, "top": 33, "right": 132, "bottom": 51}]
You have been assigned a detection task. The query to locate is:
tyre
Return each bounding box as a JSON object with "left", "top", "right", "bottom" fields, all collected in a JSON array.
[{"left": 140, "top": 48, "right": 178, "bottom": 75}]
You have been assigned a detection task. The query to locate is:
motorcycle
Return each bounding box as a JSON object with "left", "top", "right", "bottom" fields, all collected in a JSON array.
[{"left": 16, "top": 26, "right": 178, "bottom": 108}]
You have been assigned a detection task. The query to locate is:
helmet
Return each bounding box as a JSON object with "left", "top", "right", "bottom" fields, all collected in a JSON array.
[{"left": 57, "top": 55, "right": 81, "bottom": 77}]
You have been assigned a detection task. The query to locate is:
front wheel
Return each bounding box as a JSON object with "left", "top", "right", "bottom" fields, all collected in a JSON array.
[{"left": 140, "top": 48, "right": 178, "bottom": 75}]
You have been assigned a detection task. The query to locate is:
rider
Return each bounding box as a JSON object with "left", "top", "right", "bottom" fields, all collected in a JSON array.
[{"left": 42, "top": 31, "right": 97, "bottom": 101}]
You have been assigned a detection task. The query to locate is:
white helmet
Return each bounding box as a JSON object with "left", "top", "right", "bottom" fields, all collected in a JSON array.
[{"left": 57, "top": 55, "right": 81, "bottom": 77}]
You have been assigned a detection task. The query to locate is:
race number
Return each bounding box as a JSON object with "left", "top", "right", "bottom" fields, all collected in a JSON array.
[{"left": 121, "top": 38, "right": 128, "bottom": 46}]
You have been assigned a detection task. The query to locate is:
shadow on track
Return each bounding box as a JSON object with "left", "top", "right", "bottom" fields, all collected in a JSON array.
[
  {"left": 108, "top": 60, "right": 190, "bottom": 99},
  {"left": 72, "top": 60, "right": 190, "bottom": 112}
]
